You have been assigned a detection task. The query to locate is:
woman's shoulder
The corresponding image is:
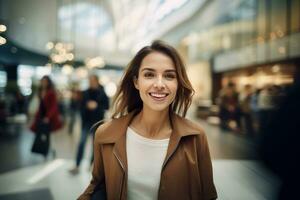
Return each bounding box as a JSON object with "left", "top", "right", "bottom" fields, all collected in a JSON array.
[
  {"left": 94, "top": 114, "right": 131, "bottom": 143},
  {"left": 173, "top": 114, "right": 206, "bottom": 136}
]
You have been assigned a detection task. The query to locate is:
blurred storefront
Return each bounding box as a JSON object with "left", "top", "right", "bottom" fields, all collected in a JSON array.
[{"left": 167, "top": 0, "right": 300, "bottom": 107}]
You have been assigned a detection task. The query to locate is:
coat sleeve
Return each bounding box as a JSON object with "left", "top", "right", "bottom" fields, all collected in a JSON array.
[
  {"left": 77, "top": 127, "right": 105, "bottom": 200},
  {"left": 197, "top": 132, "right": 218, "bottom": 200}
]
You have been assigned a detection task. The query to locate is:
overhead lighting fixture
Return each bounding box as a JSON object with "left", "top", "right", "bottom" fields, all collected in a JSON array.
[
  {"left": 0, "top": 24, "right": 7, "bottom": 32},
  {"left": 0, "top": 36, "right": 6, "bottom": 45},
  {"left": 46, "top": 42, "right": 54, "bottom": 50},
  {"left": 62, "top": 64, "right": 74, "bottom": 75},
  {"left": 47, "top": 42, "right": 75, "bottom": 64},
  {"left": 76, "top": 67, "right": 88, "bottom": 78},
  {"left": 67, "top": 53, "right": 74, "bottom": 61},
  {"left": 272, "top": 65, "right": 280, "bottom": 73},
  {"left": 85, "top": 56, "right": 105, "bottom": 68}
]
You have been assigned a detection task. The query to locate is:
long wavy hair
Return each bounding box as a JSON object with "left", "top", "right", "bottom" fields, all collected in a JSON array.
[{"left": 111, "top": 40, "right": 194, "bottom": 118}]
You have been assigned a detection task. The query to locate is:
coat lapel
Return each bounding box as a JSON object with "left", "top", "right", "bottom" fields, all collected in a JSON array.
[
  {"left": 113, "top": 133, "right": 127, "bottom": 172},
  {"left": 98, "top": 111, "right": 200, "bottom": 172},
  {"left": 104, "top": 111, "right": 138, "bottom": 173},
  {"left": 162, "top": 114, "right": 201, "bottom": 169}
]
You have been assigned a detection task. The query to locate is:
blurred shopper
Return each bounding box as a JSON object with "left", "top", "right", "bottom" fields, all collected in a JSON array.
[
  {"left": 78, "top": 41, "right": 217, "bottom": 200},
  {"left": 239, "top": 84, "right": 254, "bottom": 135},
  {"left": 0, "top": 96, "right": 6, "bottom": 134},
  {"left": 69, "top": 75, "right": 109, "bottom": 174},
  {"left": 257, "top": 85, "right": 277, "bottom": 134},
  {"left": 30, "top": 76, "right": 62, "bottom": 158},
  {"left": 250, "top": 88, "right": 262, "bottom": 134},
  {"left": 260, "top": 69, "right": 300, "bottom": 200},
  {"left": 14, "top": 89, "right": 27, "bottom": 114},
  {"left": 218, "top": 82, "right": 241, "bottom": 132},
  {"left": 68, "top": 87, "right": 81, "bottom": 134},
  {"left": 57, "top": 90, "right": 67, "bottom": 125}
]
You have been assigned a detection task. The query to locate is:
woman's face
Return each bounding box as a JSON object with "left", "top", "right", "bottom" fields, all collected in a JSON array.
[
  {"left": 134, "top": 52, "right": 178, "bottom": 112},
  {"left": 41, "top": 78, "right": 49, "bottom": 89}
]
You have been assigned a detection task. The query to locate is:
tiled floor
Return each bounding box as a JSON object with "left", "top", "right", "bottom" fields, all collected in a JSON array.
[
  {"left": 0, "top": 188, "right": 53, "bottom": 200},
  {"left": 0, "top": 159, "right": 279, "bottom": 200},
  {"left": 0, "top": 113, "right": 279, "bottom": 200}
]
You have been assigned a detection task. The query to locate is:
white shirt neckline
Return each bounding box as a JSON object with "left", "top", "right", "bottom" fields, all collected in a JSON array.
[{"left": 127, "top": 126, "right": 170, "bottom": 146}]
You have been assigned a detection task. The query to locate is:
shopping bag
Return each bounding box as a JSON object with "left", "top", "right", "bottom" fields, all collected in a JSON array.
[
  {"left": 31, "top": 121, "right": 50, "bottom": 156},
  {"left": 91, "top": 183, "right": 106, "bottom": 200}
]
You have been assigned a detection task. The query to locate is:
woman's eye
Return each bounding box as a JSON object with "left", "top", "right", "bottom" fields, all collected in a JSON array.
[
  {"left": 164, "top": 73, "right": 176, "bottom": 79},
  {"left": 144, "top": 72, "right": 155, "bottom": 78}
]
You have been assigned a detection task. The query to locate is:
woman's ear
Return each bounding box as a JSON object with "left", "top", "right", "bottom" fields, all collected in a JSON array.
[{"left": 133, "top": 76, "right": 139, "bottom": 90}]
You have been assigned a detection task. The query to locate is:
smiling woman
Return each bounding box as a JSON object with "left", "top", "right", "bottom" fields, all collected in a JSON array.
[
  {"left": 133, "top": 51, "right": 178, "bottom": 114},
  {"left": 78, "top": 40, "right": 217, "bottom": 200}
]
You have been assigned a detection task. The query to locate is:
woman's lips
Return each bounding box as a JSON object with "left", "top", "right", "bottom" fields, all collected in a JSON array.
[{"left": 149, "top": 92, "right": 169, "bottom": 101}]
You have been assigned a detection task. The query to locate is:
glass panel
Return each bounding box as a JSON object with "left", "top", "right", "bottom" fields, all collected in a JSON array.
[
  {"left": 290, "top": 0, "right": 300, "bottom": 33},
  {"left": 257, "top": 0, "right": 267, "bottom": 41},
  {"left": 270, "top": 0, "right": 287, "bottom": 39}
]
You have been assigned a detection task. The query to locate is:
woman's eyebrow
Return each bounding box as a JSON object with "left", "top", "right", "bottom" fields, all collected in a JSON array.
[
  {"left": 164, "top": 70, "right": 176, "bottom": 73},
  {"left": 141, "top": 68, "right": 176, "bottom": 73},
  {"left": 141, "top": 68, "right": 155, "bottom": 72}
]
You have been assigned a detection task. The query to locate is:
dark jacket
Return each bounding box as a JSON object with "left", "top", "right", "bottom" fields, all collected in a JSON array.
[
  {"left": 78, "top": 111, "right": 217, "bottom": 200},
  {"left": 80, "top": 86, "right": 109, "bottom": 125}
]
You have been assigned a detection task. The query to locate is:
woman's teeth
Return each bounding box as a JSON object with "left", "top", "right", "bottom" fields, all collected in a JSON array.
[{"left": 150, "top": 93, "right": 168, "bottom": 98}]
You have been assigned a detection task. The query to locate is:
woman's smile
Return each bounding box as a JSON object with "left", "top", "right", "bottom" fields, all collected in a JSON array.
[{"left": 149, "top": 92, "right": 170, "bottom": 102}]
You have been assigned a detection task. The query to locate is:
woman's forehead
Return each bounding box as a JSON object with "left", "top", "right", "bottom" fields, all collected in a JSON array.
[{"left": 140, "top": 52, "right": 175, "bottom": 71}]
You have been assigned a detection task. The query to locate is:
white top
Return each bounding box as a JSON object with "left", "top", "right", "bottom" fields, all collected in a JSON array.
[{"left": 126, "top": 127, "right": 170, "bottom": 200}]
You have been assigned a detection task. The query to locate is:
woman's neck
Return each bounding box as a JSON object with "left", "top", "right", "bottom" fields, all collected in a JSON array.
[{"left": 130, "top": 107, "right": 172, "bottom": 139}]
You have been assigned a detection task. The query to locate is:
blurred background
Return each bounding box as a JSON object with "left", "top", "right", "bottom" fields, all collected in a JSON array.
[{"left": 0, "top": 0, "right": 299, "bottom": 199}]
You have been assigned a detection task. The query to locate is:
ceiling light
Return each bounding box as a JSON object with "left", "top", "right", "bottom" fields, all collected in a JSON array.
[
  {"left": 62, "top": 64, "right": 74, "bottom": 75},
  {"left": 46, "top": 42, "right": 54, "bottom": 50},
  {"left": 85, "top": 56, "right": 105, "bottom": 68},
  {"left": 0, "top": 25, "right": 7, "bottom": 32},
  {"left": 55, "top": 42, "right": 63, "bottom": 50},
  {"left": 272, "top": 65, "right": 280, "bottom": 73},
  {"left": 0, "top": 36, "right": 6, "bottom": 45},
  {"left": 67, "top": 53, "right": 74, "bottom": 61}
]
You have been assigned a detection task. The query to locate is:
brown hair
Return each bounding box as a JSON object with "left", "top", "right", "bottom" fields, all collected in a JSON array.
[
  {"left": 38, "top": 75, "right": 55, "bottom": 98},
  {"left": 111, "top": 40, "right": 194, "bottom": 118}
]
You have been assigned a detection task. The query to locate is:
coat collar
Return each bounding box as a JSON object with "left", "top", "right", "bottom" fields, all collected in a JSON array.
[
  {"left": 96, "top": 110, "right": 203, "bottom": 173},
  {"left": 98, "top": 110, "right": 201, "bottom": 144}
]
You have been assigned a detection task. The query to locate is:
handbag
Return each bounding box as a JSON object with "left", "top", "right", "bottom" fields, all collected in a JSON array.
[
  {"left": 31, "top": 120, "right": 50, "bottom": 156},
  {"left": 91, "top": 183, "right": 106, "bottom": 200}
]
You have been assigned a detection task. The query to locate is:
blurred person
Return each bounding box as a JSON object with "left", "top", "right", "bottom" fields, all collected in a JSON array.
[
  {"left": 78, "top": 41, "right": 217, "bottom": 200},
  {"left": 68, "top": 87, "right": 81, "bottom": 134},
  {"left": 250, "top": 88, "right": 262, "bottom": 134},
  {"left": 13, "top": 89, "right": 27, "bottom": 114},
  {"left": 260, "top": 69, "right": 300, "bottom": 200},
  {"left": 57, "top": 90, "right": 67, "bottom": 125},
  {"left": 239, "top": 84, "right": 254, "bottom": 135},
  {"left": 0, "top": 96, "right": 7, "bottom": 135},
  {"left": 217, "top": 82, "right": 241, "bottom": 132},
  {"left": 30, "top": 76, "right": 63, "bottom": 158},
  {"left": 257, "top": 85, "right": 277, "bottom": 134},
  {"left": 69, "top": 75, "right": 109, "bottom": 174}
]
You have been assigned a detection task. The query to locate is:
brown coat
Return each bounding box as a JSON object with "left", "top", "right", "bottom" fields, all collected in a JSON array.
[{"left": 78, "top": 111, "right": 217, "bottom": 200}]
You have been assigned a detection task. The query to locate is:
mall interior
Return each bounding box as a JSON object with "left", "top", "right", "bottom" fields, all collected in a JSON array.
[{"left": 0, "top": 0, "right": 299, "bottom": 199}]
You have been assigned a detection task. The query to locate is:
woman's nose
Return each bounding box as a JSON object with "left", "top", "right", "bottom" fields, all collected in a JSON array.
[{"left": 154, "top": 77, "right": 165, "bottom": 89}]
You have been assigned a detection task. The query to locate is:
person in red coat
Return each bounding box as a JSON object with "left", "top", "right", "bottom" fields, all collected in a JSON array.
[{"left": 30, "top": 76, "right": 63, "bottom": 156}]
